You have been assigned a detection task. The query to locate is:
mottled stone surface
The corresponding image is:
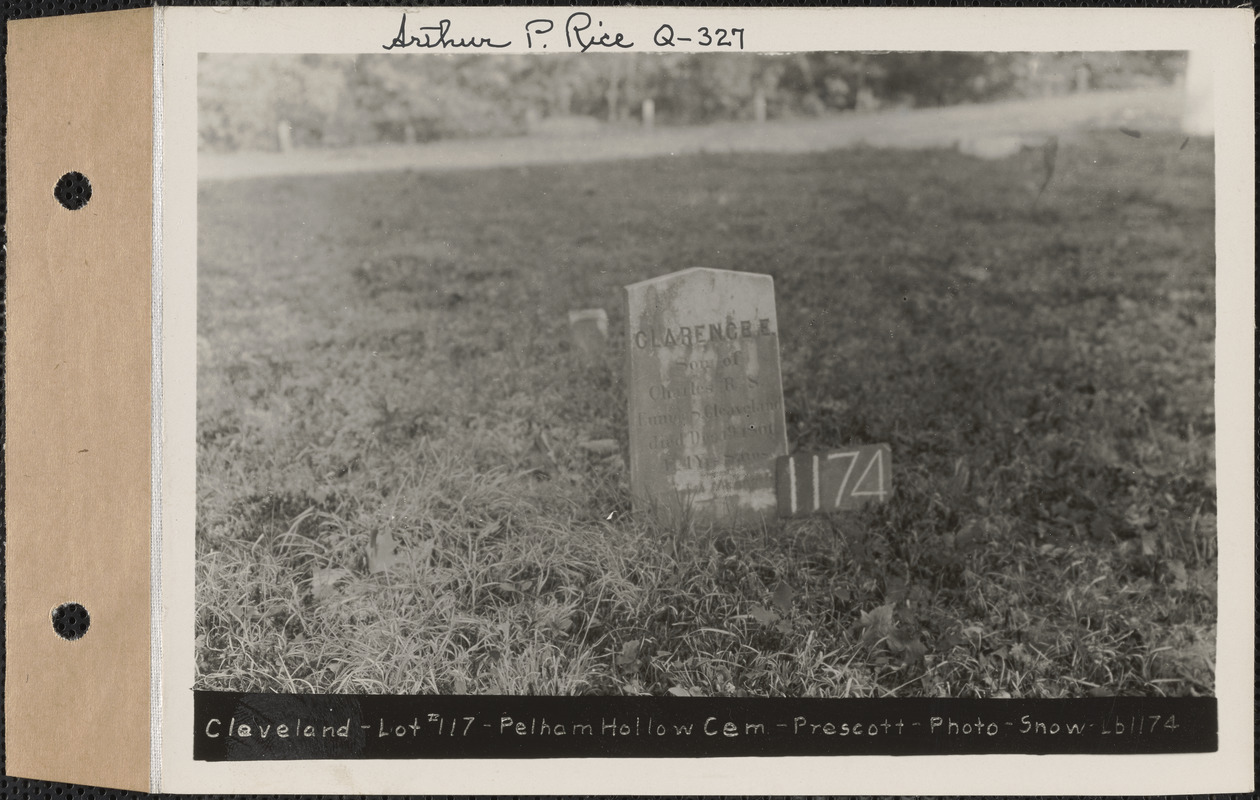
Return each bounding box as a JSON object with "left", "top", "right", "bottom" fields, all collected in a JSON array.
[{"left": 624, "top": 268, "right": 788, "bottom": 529}]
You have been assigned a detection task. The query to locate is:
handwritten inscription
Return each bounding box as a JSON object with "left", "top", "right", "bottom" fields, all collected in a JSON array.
[
  {"left": 653, "top": 24, "right": 746, "bottom": 49},
  {"left": 382, "top": 14, "right": 511, "bottom": 50},
  {"left": 383, "top": 13, "right": 749, "bottom": 52}
]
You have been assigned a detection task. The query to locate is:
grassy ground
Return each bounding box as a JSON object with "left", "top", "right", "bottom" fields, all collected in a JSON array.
[{"left": 195, "top": 129, "right": 1216, "bottom": 698}]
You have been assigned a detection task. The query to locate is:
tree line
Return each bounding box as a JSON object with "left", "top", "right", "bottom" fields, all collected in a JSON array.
[{"left": 199, "top": 51, "right": 1184, "bottom": 152}]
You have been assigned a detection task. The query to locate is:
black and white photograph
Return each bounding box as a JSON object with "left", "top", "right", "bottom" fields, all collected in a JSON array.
[{"left": 193, "top": 45, "right": 1219, "bottom": 705}]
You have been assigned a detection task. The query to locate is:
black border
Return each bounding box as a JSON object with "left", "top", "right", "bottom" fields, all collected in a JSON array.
[{"left": 192, "top": 693, "right": 1217, "bottom": 761}]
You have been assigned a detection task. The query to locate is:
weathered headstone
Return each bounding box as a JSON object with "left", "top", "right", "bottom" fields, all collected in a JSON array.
[
  {"left": 624, "top": 268, "right": 788, "bottom": 528},
  {"left": 641, "top": 98, "right": 655, "bottom": 130},
  {"left": 752, "top": 88, "right": 768, "bottom": 123},
  {"left": 568, "top": 308, "right": 609, "bottom": 364},
  {"left": 276, "top": 120, "right": 293, "bottom": 153},
  {"left": 855, "top": 86, "right": 878, "bottom": 113}
]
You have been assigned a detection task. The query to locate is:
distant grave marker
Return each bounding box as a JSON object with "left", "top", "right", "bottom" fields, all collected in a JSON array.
[
  {"left": 277, "top": 120, "right": 293, "bottom": 153},
  {"left": 624, "top": 268, "right": 788, "bottom": 528},
  {"left": 568, "top": 308, "right": 609, "bottom": 364},
  {"left": 776, "top": 444, "right": 892, "bottom": 518},
  {"left": 753, "top": 88, "right": 767, "bottom": 123}
]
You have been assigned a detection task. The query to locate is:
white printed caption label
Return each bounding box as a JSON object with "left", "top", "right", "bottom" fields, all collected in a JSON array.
[{"left": 775, "top": 444, "right": 892, "bottom": 518}]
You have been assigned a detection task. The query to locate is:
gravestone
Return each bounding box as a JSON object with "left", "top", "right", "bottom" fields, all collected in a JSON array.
[
  {"left": 641, "top": 98, "right": 655, "bottom": 130},
  {"left": 568, "top": 308, "right": 608, "bottom": 364},
  {"left": 276, "top": 120, "right": 293, "bottom": 153},
  {"left": 624, "top": 268, "right": 788, "bottom": 528}
]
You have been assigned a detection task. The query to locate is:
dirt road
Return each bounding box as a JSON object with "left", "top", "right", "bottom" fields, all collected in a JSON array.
[{"left": 199, "top": 87, "right": 1185, "bottom": 182}]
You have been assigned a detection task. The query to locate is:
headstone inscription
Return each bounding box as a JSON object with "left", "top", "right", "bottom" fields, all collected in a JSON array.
[{"left": 624, "top": 268, "right": 788, "bottom": 528}]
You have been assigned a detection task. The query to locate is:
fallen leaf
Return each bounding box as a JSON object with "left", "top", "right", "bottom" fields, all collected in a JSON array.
[
  {"left": 227, "top": 601, "right": 261, "bottom": 623},
  {"left": 367, "top": 529, "right": 401, "bottom": 573},
  {"left": 1164, "top": 559, "right": 1189, "bottom": 591},
  {"left": 616, "top": 639, "right": 642, "bottom": 668},
  {"left": 409, "top": 538, "right": 436, "bottom": 570},
  {"left": 749, "top": 605, "right": 779, "bottom": 627},
  {"left": 888, "top": 630, "right": 927, "bottom": 668},
  {"left": 956, "top": 520, "right": 984, "bottom": 550},
  {"left": 311, "top": 567, "right": 352, "bottom": 603},
  {"left": 857, "top": 603, "right": 896, "bottom": 646},
  {"left": 771, "top": 581, "right": 795, "bottom": 615},
  {"left": 667, "top": 686, "right": 695, "bottom": 698}
]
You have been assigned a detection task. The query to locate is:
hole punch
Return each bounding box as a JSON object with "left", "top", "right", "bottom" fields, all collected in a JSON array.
[
  {"left": 51, "top": 602, "right": 90, "bottom": 641},
  {"left": 54, "top": 171, "right": 92, "bottom": 210}
]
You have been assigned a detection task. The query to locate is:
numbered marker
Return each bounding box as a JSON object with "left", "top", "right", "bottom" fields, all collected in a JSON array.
[
  {"left": 850, "top": 447, "right": 889, "bottom": 500},
  {"left": 776, "top": 444, "right": 892, "bottom": 518}
]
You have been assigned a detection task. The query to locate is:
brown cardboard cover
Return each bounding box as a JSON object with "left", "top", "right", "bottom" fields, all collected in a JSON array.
[{"left": 5, "top": 8, "right": 154, "bottom": 791}]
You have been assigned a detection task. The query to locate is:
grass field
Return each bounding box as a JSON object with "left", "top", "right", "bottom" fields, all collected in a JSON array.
[{"left": 195, "top": 129, "right": 1216, "bottom": 698}]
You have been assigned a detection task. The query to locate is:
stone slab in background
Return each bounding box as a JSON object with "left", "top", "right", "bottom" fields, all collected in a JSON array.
[{"left": 568, "top": 308, "right": 609, "bottom": 364}]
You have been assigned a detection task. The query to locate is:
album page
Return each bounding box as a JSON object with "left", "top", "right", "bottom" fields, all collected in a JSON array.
[{"left": 156, "top": 6, "right": 1254, "bottom": 793}]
